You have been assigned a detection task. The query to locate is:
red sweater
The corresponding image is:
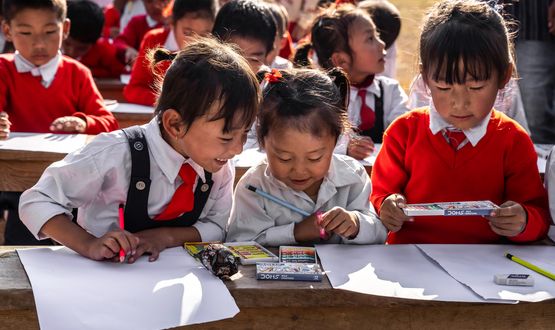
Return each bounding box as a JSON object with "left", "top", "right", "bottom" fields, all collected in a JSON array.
[
  {"left": 123, "top": 27, "right": 171, "bottom": 106},
  {"left": 102, "top": 5, "right": 120, "bottom": 39},
  {"left": 114, "top": 15, "right": 164, "bottom": 53},
  {"left": 370, "top": 108, "right": 549, "bottom": 244},
  {"left": 0, "top": 54, "right": 119, "bottom": 134},
  {"left": 80, "top": 38, "right": 126, "bottom": 78}
]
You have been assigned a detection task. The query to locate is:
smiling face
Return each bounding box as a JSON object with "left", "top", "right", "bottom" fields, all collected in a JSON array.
[
  {"left": 3, "top": 8, "right": 69, "bottom": 66},
  {"left": 425, "top": 68, "right": 505, "bottom": 130},
  {"left": 264, "top": 127, "right": 335, "bottom": 197},
  {"left": 164, "top": 103, "right": 251, "bottom": 173},
  {"left": 346, "top": 16, "right": 386, "bottom": 83}
]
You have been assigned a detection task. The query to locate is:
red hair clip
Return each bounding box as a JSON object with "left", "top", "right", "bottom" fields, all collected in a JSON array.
[
  {"left": 264, "top": 69, "right": 282, "bottom": 84},
  {"left": 335, "top": 0, "right": 356, "bottom": 5}
]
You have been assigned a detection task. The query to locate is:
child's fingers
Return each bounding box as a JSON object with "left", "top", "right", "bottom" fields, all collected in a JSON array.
[
  {"left": 490, "top": 201, "right": 521, "bottom": 218},
  {"left": 488, "top": 221, "right": 524, "bottom": 237}
]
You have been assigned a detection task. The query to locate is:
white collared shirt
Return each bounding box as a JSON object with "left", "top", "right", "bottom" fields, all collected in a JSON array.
[
  {"left": 14, "top": 51, "right": 61, "bottom": 88},
  {"left": 119, "top": 0, "right": 146, "bottom": 31},
  {"left": 428, "top": 102, "right": 490, "bottom": 147},
  {"left": 164, "top": 29, "right": 179, "bottom": 52},
  {"left": 20, "top": 118, "right": 234, "bottom": 242},
  {"left": 226, "top": 154, "right": 387, "bottom": 246},
  {"left": 146, "top": 15, "right": 159, "bottom": 28}
]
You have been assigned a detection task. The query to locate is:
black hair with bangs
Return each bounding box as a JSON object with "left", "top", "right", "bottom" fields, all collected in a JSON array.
[
  {"left": 420, "top": 0, "right": 514, "bottom": 84},
  {"left": 150, "top": 37, "right": 260, "bottom": 134}
]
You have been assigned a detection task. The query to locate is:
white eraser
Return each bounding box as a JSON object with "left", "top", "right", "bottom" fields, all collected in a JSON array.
[{"left": 494, "top": 274, "right": 534, "bottom": 286}]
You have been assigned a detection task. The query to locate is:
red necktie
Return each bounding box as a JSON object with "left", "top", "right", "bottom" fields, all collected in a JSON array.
[
  {"left": 444, "top": 130, "right": 467, "bottom": 150},
  {"left": 352, "top": 75, "right": 376, "bottom": 131},
  {"left": 155, "top": 163, "right": 196, "bottom": 220}
]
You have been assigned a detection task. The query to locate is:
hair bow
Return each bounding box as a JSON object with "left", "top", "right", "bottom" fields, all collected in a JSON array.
[{"left": 264, "top": 69, "right": 283, "bottom": 84}]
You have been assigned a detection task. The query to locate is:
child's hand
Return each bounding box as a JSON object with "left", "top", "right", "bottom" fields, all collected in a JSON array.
[
  {"left": 124, "top": 47, "right": 138, "bottom": 64},
  {"left": 127, "top": 228, "right": 173, "bottom": 263},
  {"left": 486, "top": 201, "right": 527, "bottom": 237},
  {"left": 0, "top": 112, "right": 11, "bottom": 140},
  {"left": 319, "top": 207, "right": 360, "bottom": 239},
  {"left": 294, "top": 213, "right": 324, "bottom": 242},
  {"left": 50, "top": 116, "right": 87, "bottom": 133},
  {"left": 87, "top": 230, "right": 139, "bottom": 262},
  {"left": 347, "top": 135, "right": 374, "bottom": 160},
  {"left": 379, "top": 194, "right": 413, "bottom": 232}
]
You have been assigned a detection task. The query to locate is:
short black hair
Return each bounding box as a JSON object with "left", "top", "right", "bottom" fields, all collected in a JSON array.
[
  {"left": 3, "top": 0, "right": 66, "bottom": 22},
  {"left": 420, "top": 0, "right": 514, "bottom": 84},
  {"left": 151, "top": 37, "right": 260, "bottom": 134},
  {"left": 67, "top": 0, "right": 103, "bottom": 44},
  {"left": 172, "top": 0, "right": 218, "bottom": 22},
  {"left": 358, "top": 0, "right": 401, "bottom": 49},
  {"left": 212, "top": 0, "right": 277, "bottom": 54}
]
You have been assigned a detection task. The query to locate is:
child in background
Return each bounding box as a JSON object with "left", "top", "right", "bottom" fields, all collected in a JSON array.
[
  {"left": 102, "top": 0, "right": 126, "bottom": 39},
  {"left": 63, "top": 0, "right": 125, "bottom": 78},
  {"left": 212, "top": 0, "right": 276, "bottom": 74},
  {"left": 227, "top": 68, "right": 387, "bottom": 246},
  {"left": 19, "top": 38, "right": 259, "bottom": 262},
  {"left": 358, "top": 0, "right": 400, "bottom": 78},
  {"left": 371, "top": 0, "right": 550, "bottom": 244},
  {"left": 114, "top": 0, "right": 170, "bottom": 66},
  {"left": 265, "top": 2, "right": 293, "bottom": 69},
  {"left": 124, "top": 0, "right": 217, "bottom": 106},
  {"left": 294, "top": 4, "right": 408, "bottom": 160},
  {"left": 0, "top": 0, "right": 119, "bottom": 245}
]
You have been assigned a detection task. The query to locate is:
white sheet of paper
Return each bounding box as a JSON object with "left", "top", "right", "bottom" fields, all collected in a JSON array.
[
  {"left": 416, "top": 244, "right": 555, "bottom": 302},
  {"left": 18, "top": 247, "right": 239, "bottom": 330},
  {"left": 360, "top": 143, "right": 382, "bottom": 166},
  {"left": 0, "top": 132, "right": 87, "bottom": 154},
  {"left": 316, "top": 244, "right": 512, "bottom": 303},
  {"left": 233, "top": 148, "right": 266, "bottom": 167},
  {"left": 120, "top": 73, "right": 131, "bottom": 85},
  {"left": 108, "top": 102, "right": 154, "bottom": 114}
]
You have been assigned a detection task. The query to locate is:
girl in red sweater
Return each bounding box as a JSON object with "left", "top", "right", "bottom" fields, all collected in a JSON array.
[
  {"left": 370, "top": 0, "right": 550, "bottom": 244},
  {"left": 123, "top": 0, "right": 216, "bottom": 106}
]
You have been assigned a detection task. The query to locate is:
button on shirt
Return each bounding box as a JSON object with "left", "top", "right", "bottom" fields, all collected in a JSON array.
[
  {"left": 19, "top": 118, "right": 234, "bottom": 242},
  {"left": 226, "top": 154, "right": 387, "bottom": 246}
]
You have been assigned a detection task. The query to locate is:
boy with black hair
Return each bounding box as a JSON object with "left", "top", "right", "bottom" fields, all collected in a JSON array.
[
  {"left": 212, "top": 0, "right": 276, "bottom": 73},
  {"left": 63, "top": 0, "right": 125, "bottom": 78}
]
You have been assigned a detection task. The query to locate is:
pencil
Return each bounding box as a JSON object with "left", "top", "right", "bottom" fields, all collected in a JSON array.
[
  {"left": 505, "top": 252, "right": 555, "bottom": 281},
  {"left": 118, "top": 204, "right": 126, "bottom": 263}
]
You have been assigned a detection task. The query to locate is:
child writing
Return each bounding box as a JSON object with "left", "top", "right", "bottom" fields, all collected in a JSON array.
[
  {"left": 370, "top": 0, "right": 550, "bottom": 244},
  {"left": 124, "top": 0, "right": 216, "bottom": 106},
  {"left": 19, "top": 38, "right": 260, "bottom": 262},
  {"left": 226, "top": 68, "right": 387, "bottom": 246},
  {"left": 294, "top": 3, "right": 409, "bottom": 160}
]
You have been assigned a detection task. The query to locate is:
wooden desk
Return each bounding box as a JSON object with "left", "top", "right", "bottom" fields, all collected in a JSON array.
[
  {"left": 106, "top": 102, "right": 155, "bottom": 129},
  {"left": 95, "top": 78, "right": 126, "bottom": 102},
  {"left": 1, "top": 246, "right": 554, "bottom": 329}
]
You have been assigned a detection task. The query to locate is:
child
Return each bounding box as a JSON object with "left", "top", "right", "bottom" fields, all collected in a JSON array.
[
  {"left": 294, "top": 3, "right": 409, "bottom": 160},
  {"left": 358, "top": 0, "right": 401, "bottom": 78},
  {"left": 212, "top": 0, "right": 276, "bottom": 74},
  {"left": 1, "top": 0, "right": 119, "bottom": 245},
  {"left": 114, "top": 0, "right": 170, "bottom": 65},
  {"left": 19, "top": 38, "right": 260, "bottom": 262},
  {"left": 63, "top": 0, "right": 125, "bottom": 78},
  {"left": 265, "top": 2, "right": 293, "bottom": 70},
  {"left": 102, "top": 0, "right": 126, "bottom": 39},
  {"left": 124, "top": 0, "right": 217, "bottom": 106},
  {"left": 0, "top": 0, "right": 118, "bottom": 136},
  {"left": 226, "top": 68, "right": 387, "bottom": 246},
  {"left": 370, "top": 0, "right": 550, "bottom": 244}
]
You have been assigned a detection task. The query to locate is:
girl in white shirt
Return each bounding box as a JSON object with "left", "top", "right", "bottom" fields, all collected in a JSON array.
[
  {"left": 19, "top": 38, "right": 259, "bottom": 263},
  {"left": 226, "top": 68, "right": 387, "bottom": 246}
]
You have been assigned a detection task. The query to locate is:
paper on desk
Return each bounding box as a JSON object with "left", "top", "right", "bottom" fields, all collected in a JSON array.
[
  {"left": 417, "top": 244, "right": 555, "bottom": 302},
  {"left": 108, "top": 102, "right": 155, "bottom": 114},
  {"left": 0, "top": 132, "right": 87, "bottom": 154},
  {"left": 18, "top": 247, "right": 239, "bottom": 330},
  {"left": 316, "top": 244, "right": 513, "bottom": 303}
]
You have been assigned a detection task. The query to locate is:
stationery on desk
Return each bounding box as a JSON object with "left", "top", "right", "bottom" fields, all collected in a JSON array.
[{"left": 0, "top": 132, "right": 88, "bottom": 154}]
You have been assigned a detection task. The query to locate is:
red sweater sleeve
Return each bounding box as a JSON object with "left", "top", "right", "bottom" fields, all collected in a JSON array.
[
  {"left": 370, "top": 114, "right": 411, "bottom": 213},
  {"left": 504, "top": 128, "right": 550, "bottom": 242},
  {"left": 114, "top": 15, "right": 146, "bottom": 51},
  {"left": 123, "top": 28, "right": 169, "bottom": 106},
  {"left": 81, "top": 39, "right": 125, "bottom": 79},
  {"left": 102, "top": 5, "right": 120, "bottom": 39},
  {"left": 72, "top": 65, "right": 119, "bottom": 133}
]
